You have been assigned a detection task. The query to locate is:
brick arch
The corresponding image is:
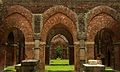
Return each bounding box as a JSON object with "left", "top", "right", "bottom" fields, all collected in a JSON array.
[
  {"left": 42, "top": 5, "right": 78, "bottom": 30},
  {"left": 41, "top": 6, "right": 80, "bottom": 71},
  {"left": 87, "top": 13, "right": 119, "bottom": 42},
  {"left": 3, "top": 13, "right": 33, "bottom": 42},
  {"left": 86, "top": 6, "right": 120, "bottom": 42},
  {"left": 51, "top": 34, "right": 68, "bottom": 43},
  {"left": 85, "top": 5, "right": 120, "bottom": 25},
  {"left": 46, "top": 24, "right": 73, "bottom": 45},
  {"left": 7, "top": 5, "right": 32, "bottom": 23},
  {"left": 86, "top": 6, "right": 120, "bottom": 60},
  {"left": 50, "top": 34, "right": 68, "bottom": 59},
  {"left": 41, "top": 13, "right": 78, "bottom": 42}
]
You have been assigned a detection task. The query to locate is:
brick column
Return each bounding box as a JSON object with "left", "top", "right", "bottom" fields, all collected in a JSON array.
[
  {"left": 39, "top": 42, "right": 45, "bottom": 71},
  {"left": 69, "top": 45, "right": 74, "bottom": 65},
  {"left": 45, "top": 45, "right": 50, "bottom": 65}
]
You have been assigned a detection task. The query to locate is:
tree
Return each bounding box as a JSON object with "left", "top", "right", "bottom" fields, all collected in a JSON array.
[{"left": 56, "top": 45, "right": 62, "bottom": 59}]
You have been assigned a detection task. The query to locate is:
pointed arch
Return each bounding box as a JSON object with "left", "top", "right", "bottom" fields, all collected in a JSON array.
[
  {"left": 85, "top": 5, "right": 120, "bottom": 25},
  {"left": 42, "top": 5, "right": 79, "bottom": 35}
]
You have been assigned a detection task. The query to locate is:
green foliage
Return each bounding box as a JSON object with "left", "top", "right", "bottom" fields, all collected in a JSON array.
[{"left": 56, "top": 46, "right": 62, "bottom": 58}]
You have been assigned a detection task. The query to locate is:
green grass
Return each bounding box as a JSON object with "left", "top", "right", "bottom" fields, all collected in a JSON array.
[
  {"left": 4, "top": 66, "right": 16, "bottom": 72},
  {"left": 45, "top": 59, "right": 74, "bottom": 72},
  {"left": 104, "top": 67, "right": 114, "bottom": 72},
  {"left": 3, "top": 59, "right": 117, "bottom": 72},
  {"left": 50, "top": 59, "right": 69, "bottom": 65}
]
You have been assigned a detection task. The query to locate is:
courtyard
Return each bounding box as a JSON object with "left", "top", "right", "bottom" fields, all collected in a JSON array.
[
  {"left": 4, "top": 59, "right": 115, "bottom": 72},
  {"left": 0, "top": 0, "right": 120, "bottom": 72}
]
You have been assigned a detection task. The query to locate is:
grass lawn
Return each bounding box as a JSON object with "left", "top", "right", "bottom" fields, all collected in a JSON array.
[
  {"left": 4, "top": 66, "right": 16, "bottom": 72},
  {"left": 3, "top": 59, "right": 116, "bottom": 72},
  {"left": 45, "top": 59, "right": 74, "bottom": 72},
  {"left": 104, "top": 67, "right": 114, "bottom": 72}
]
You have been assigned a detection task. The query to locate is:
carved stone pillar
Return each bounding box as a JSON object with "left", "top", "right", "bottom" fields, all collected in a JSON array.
[
  {"left": 32, "top": 14, "right": 42, "bottom": 60},
  {"left": 79, "top": 32, "right": 86, "bottom": 61},
  {"left": 78, "top": 32, "right": 87, "bottom": 72},
  {"left": 79, "top": 39, "right": 86, "bottom": 72},
  {"left": 34, "top": 33, "right": 40, "bottom": 60},
  {"left": 39, "top": 42, "right": 45, "bottom": 71},
  {"left": 74, "top": 42, "right": 80, "bottom": 71}
]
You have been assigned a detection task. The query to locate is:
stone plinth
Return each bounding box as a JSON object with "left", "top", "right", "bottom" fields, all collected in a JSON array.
[
  {"left": 83, "top": 64, "right": 105, "bottom": 72},
  {"left": 88, "top": 60, "right": 102, "bottom": 65},
  {"left": 21, "top": 60, "right": 39, "bottom": 72},
  {"left": 15, "top": 64, "right": 21, "bottom": 72}
]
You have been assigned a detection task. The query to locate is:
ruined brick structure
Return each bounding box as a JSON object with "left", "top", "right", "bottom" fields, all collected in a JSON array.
[{"left": 0, "top": 0, "right": 120, "bottom": 71}]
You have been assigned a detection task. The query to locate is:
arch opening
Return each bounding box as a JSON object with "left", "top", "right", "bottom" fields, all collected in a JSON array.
[
  {"left": 45, "top": 24, "right": 74, "bottom": 66},
  {"left": 50, "top": 34, "right": 69, "bottom": 59},
  {"left": 6, "top": 28, "right": 25, "bottom": 66},
  {"left": 94, "top": 28, "right": 114, "bottom": 67}
]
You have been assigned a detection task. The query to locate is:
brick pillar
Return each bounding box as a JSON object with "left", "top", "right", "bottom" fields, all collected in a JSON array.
[
  {"left": 13, "top": 45, "right": 17, "bottom": 65},
  {"left": 45, "top": 45, "right": 50, "bottom": 65},
  {"left": 74, "top": 42, "right": 80, "bottom": 71},
  {"left": 0, "top": 45, "right": 6, "bottom": 71},
  {"left": 69, "top": 45, "right": 74, "bottom": 65},
  {"left": 39, "top": 42, "right": 45, "bottom": 71}
]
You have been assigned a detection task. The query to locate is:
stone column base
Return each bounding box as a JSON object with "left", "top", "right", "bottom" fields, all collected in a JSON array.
[{"left": 83, "top": 64, "right": 105, "bottom": 72}]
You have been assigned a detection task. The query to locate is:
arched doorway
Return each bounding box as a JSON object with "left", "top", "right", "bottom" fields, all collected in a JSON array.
[
  {"left": 6, "top": 32, "right": 14, "bottom": 66},
  {"left": 94, "top": 28, "right": 114, "bottom": 67},
  {"left": 40, "top": 5, "right": 79, "bottom": 71},
  {"left": 45, "top": 24, "right": 74, "bottom": 65},
  {"left": 50, "top": 34, "right": 69, "bottom": 59},
  {"left": 6, "top": 28, "right": 25, "bottom": 66}
]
